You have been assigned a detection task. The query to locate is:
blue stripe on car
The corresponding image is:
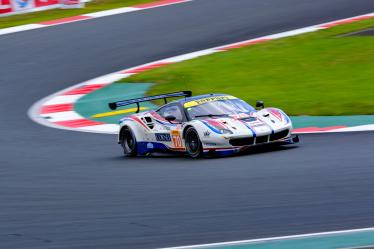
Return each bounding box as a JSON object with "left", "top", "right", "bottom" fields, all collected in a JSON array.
[
  {"left": 240, "top": 120, "right": 257, "bottom": 137},
  {"left": 200, "top": 120, "right": 222, "bottom": 134}
]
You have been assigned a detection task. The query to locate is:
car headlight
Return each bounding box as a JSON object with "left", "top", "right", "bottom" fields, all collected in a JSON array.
[{"left": 220, "top": 129, "right": 233, "bottom": 134}]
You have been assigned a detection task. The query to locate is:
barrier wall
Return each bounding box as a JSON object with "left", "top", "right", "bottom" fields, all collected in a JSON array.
[{"left": 0, "top": 0, "right": 82, "bottom": 16}]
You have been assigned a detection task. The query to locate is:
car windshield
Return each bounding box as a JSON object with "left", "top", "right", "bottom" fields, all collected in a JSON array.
[{"left": 184, "top": 96, "right": 255, "bottom": 120}]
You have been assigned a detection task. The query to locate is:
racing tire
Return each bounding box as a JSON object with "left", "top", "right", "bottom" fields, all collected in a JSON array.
[
  {"left": 185, "top": 127, "right": 203, "bottom": 158},
  {"left": 120, "top": 127, "right": 137, "bottom": 157}
]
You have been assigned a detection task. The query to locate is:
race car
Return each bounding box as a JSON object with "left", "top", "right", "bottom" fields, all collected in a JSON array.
[{"left": 109, "top": 91, "right": 299, "bottom": 158}]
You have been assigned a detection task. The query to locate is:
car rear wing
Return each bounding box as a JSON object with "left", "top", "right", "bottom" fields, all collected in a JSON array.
[{"left": 108, "top": 91, "right": 192, "bottom": 112}]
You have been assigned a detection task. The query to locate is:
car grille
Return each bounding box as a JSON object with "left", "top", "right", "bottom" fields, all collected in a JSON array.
[
  {"left": 229, "top": 137, "right": 255, "bottom": 146},
  {"left": 229, "top": 129, "right": 290, "bottom": 147},
  {"left": 255, "top": 135, "right": 268, "bottom": 144},
  {"left": 269, "top": 129, "right": 289, "bottom": 141}
]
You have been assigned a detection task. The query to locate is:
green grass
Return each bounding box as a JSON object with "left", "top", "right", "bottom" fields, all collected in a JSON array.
[
  {"left": 0, "top": 0, "right": 154, "bottom": 29},
  {"left": 122, "top": 19, "right": 374, "bottom": 116}
]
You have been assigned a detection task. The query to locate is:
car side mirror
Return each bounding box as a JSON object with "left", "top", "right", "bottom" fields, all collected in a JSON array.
[
  {"left": 165, "top": 115, "right": 176, "bottom": 122},
  {"left": 256, "top": 100, "right": 264, "bottom": 109}
]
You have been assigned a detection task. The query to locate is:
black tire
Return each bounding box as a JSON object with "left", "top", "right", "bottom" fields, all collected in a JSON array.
[
  {"left": 120, "top": 127, "right": 137, "bottom": 157},
  {"left": 185, "top": 127, "right": 203, "bottom": 158}
]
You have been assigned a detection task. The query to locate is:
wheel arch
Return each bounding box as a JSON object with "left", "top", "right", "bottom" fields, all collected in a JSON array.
[
  {"left": 182, "top": 125, "right": 194, "bottom": 139},
  {"left": 118, "top": 121, "right": 142, "bottom": 143}
]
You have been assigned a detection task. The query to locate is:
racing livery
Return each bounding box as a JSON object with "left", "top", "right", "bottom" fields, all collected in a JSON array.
[{"left": 109, "top": 91, "right": 299, "bottom": 158}]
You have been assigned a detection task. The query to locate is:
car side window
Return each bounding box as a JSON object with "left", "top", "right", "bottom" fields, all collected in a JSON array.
[{"left": 158, "top": 104, "right": 184, "bottom": 122}]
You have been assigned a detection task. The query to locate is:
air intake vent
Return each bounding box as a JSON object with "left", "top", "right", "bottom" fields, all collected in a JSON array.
[
  {"left": 269, "top": 129, "right": 289, "bottom": 141},
  {"left": 141, "top": 117, "right": 154, "bottom": 129},
  {"left": 144, "top": 117, "right": 152, "bottom": 123},
  {"left": 255, "top": 135, "right": 268, "bottom": 144},
  {"left": 229, "top": 137, "right": 255, "bottom": 146}
]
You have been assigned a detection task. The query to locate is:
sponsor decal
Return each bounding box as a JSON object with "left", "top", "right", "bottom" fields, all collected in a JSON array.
[
  {"left": 16, "top": 0, "right": 30, "bottom": 8},
  {"left": 60, "top": 0, "right": 83, "bottom": 8},
  {"left": 170, "top": 130, "right": 183, "bottom": 148},
  {"left": 203, "top": 130, "right": 211, "bottom": 137},
  {"left": 184, "top": 95, "right": 237, "bottom": 108},
  {"left": 11, "top": 0, "right": 34, "bottom": 11},
  {"left": 147, "top": 143, "right": 154, "bottom": 149},
  {"left": 204, "top": 142, "right": 217, "bottom": 146},
  {"left": 0, "top": 0, "right": 12, "bottom": 14},
  {"left": 172, "top": 135, "right": 183, "bottom": 148},
  {"left": 155, "top": 133, "right": 171, "bottom": 142},
  {"left": 171, "top": 130, "right": 180, "bottom": 136},
  {"left": 34, "top": 0, "right": 58, "bottom": 7}
]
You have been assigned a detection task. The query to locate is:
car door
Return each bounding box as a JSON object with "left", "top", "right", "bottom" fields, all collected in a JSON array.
[{"left": 155, "top": 104, "right": 185, "bottom": 150}]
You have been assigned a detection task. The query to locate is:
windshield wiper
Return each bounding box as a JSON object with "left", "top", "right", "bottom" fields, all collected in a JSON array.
[{"left": 194, "top": 114, "right": 229, "bottom": 118}]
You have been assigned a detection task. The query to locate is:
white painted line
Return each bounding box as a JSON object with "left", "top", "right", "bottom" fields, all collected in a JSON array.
[
  {"left": 160, "top": 227, "right": 374, "bottom": 249},
  {"left": 84, "top": 7, "right": 140, "bottom": 18},
  {"left": 40, "top": 111, "right": 83, "bottom": 122},
  {"left": 333, "top": 124, "right": 374, "bottom": 132},
  {"left": 118, "top": 73, "right": 136, "bottom": 79},
  {"left": 43, "top": 94, "right": 84, "bottom": 105},
  {"left": 163, "top": 49, "right": 218, "bottom": 63},
  {"left": 78, "top": 124, "right": 119, "bottom": 133},
  {"left": 83, "top": 73, "right": 125, "bottom": 85},
  {"left": 265, "top": 26, "right": 320, "bottom": 39},
  {"left": 0, "top": 24, "right": 44, "bottom": 36}
]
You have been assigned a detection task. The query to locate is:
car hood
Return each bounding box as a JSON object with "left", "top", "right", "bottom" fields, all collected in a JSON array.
[{"left": 199, "top": 108, "right": 291, "bottom": 136}]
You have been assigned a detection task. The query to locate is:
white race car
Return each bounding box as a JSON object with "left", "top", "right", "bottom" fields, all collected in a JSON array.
[{"left": 109, "top": 91, "right": 299, "bottom": 158}]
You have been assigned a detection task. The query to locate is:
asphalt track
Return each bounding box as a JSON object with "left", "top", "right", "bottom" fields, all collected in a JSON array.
[{"left": 1, "top": 0, "right": 374, "bottom": 248}]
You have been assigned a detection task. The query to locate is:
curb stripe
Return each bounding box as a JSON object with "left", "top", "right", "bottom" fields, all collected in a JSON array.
[
  {"left": 292, "top": 126, "right": 347, "bottom": 133},
  {"left": 62, "top": 84, "right": 107, "bottom": 95},
  {"left": 122, "top": 62, "right": 171, "bottom": 74},
  {"left": 218, "top": 38, "right": 271, "bottom": 50},
  {"left": 54, "top": 119, "right": 104, "bottom": 128},
  {"left": 38, "top": 15, "right": 92, "bottom": 26},
  {"left": 41, "top": 111, "right": 83, "bottom": 122},
  {"left": 40, "top": 103, "right": 73, "bottom": 114},
  {"left": 28, "top": 12, "right": 374, "bottom": 134},
  {"left": 43, "top": 94, "right": 85, "bottom": 105},
  {"left": 134, "top": 0, "right": 189, "bottom": 8},
  {"left": 320, "top": 15, "right": 373, "bottom": 28}
]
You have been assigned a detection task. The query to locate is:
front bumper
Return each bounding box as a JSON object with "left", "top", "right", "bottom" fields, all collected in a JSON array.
[{"left": 202, "top": 132, "right": 299, "bottom": 156}]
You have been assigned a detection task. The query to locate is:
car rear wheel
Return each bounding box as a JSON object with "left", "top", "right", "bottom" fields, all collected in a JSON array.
[
  {"left": 185, "top": 127, "right": 203, "bottom": 158},
  {"left": 120, "top": 127, "right": 137, "bottom": 157}
]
